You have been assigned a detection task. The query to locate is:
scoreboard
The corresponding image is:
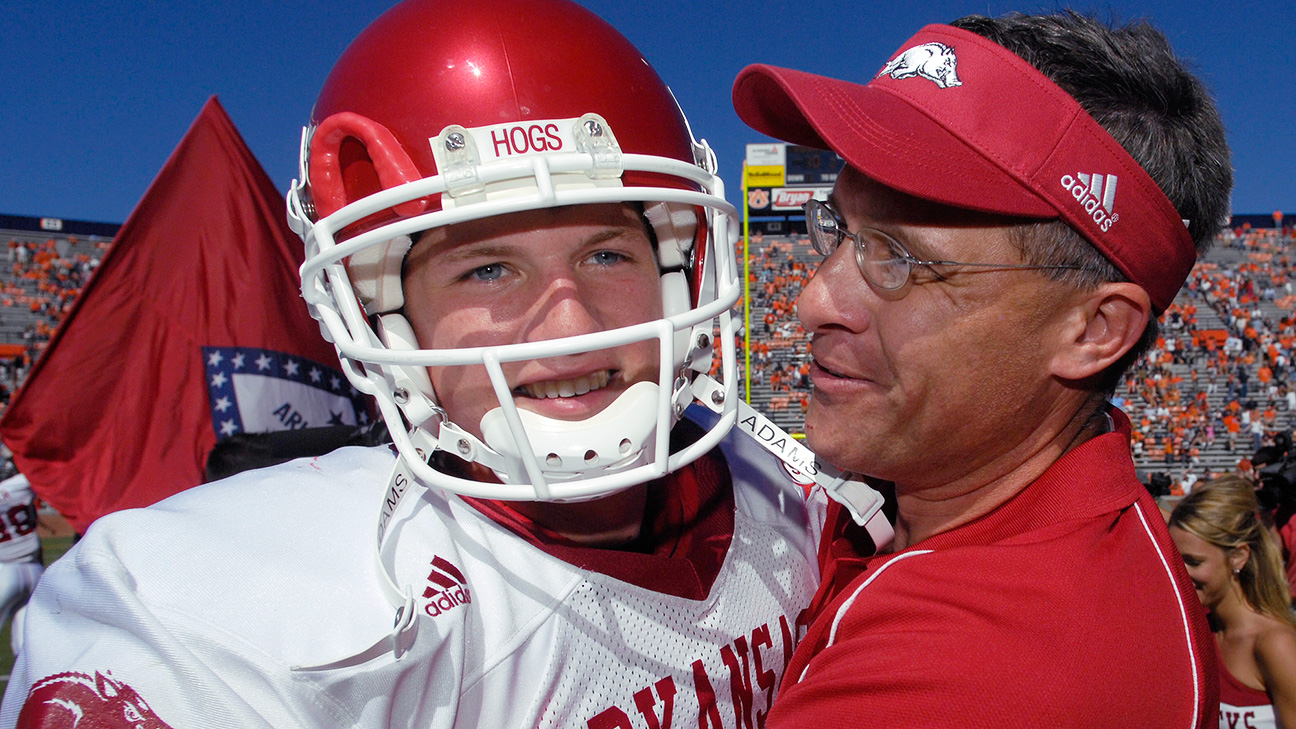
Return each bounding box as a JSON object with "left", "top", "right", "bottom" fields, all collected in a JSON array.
[{"left": 743, "top": 143, "right": 843, "bottom": 218}]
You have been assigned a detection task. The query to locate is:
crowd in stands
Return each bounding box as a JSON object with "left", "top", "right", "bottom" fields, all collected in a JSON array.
[
  {"left": 1121, "top": 226, "right": 1296, "bottom": 494},
  {"left": 744, "top": 229, "right": 814, "bottom": 417},
  {"left": 0, "top": 236, "right": 106, "bottom": 416}
]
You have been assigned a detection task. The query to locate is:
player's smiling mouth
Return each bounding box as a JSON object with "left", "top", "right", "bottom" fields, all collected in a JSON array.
[{"left": 514, "top": 370, "right": 612, "bottom": 399}]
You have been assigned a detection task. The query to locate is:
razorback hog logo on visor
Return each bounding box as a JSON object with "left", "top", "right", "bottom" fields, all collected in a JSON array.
[
  {"left": 878, "top": 42, "right": 963, "bottom": 88},
  {"left": 17, "top": 671, "right": 173, "bottom": 729}
]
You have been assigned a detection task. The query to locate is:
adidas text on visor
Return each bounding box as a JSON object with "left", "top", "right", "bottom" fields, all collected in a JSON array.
[{"left": 731, "top": 24, "right": 1195, "bottom": 313}]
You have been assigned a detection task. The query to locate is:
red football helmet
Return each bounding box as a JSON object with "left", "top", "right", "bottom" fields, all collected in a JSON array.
[{"left": 287, "top": 0, "right": 741, "bottom": 502}]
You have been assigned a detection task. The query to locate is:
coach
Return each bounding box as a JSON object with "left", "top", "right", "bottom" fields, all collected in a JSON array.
[{"left": 734, "top": 12, "right": 1232, "bottom": 727}]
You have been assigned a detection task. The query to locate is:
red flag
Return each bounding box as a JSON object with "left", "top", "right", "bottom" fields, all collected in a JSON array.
[{"left": 0, "top": 97, "right": 366, "bottom": 533}]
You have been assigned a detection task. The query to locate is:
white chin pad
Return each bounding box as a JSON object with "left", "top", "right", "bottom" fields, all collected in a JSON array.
[{"left": 478, "top": 381, "right": 661, "bottom": 484}]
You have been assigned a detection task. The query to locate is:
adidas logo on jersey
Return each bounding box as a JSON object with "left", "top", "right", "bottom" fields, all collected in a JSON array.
[
  {"left": 1060, "top": 172, "right": 1120, "bottom": 232},
  {"left": 422, "top": 555, "right": 472, "bottom": 618}
]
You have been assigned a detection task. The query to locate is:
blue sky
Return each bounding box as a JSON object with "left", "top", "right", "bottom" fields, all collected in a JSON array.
[{"left": 2, "top": 1, "right": 1291, "bottom": 225}]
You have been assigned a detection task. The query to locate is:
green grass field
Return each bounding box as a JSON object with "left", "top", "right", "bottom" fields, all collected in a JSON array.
[{"left": 0, "top": 534, "right": 77, "bottom": 696}]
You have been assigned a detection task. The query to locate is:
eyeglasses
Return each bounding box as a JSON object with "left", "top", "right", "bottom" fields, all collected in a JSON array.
[{"left": 803, "top": 199, "right": 1090, "bottom": 290}]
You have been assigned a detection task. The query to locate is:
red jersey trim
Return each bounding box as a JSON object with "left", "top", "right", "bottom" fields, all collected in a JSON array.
[{"left": 1220, "top": 660, "right": 1272, "bottom": 707}]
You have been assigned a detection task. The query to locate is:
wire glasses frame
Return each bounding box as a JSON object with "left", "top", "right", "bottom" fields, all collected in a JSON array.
[{"left": 803, "top": 199, "right": 1090, "bottom": 290}]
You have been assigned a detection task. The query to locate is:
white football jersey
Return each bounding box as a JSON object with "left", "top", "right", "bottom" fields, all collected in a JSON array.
[{"left": 1, "top": 421, "right": 818, "bottom": 729}]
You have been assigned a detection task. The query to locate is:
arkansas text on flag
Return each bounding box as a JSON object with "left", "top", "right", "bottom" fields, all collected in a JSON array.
[{"left": 204, "top": 346, "right": 368, "bottom": 437}]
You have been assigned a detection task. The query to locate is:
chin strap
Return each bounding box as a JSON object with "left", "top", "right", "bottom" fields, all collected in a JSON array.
[
  {"left": 477, "top": 381, "right": 661, "bottom": 487},
  {"left": 731, "top": 398, "right": 894, "bottom": 551},
  {"left": 291, "top": 435, "right": 433, "bottom": 673}
]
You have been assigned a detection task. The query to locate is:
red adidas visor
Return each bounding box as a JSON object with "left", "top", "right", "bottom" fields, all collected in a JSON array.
[{"left": 732, "top": 23, "right": 1195, "bottom": 312}]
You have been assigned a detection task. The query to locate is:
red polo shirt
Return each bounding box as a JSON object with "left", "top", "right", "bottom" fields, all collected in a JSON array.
[{"left": 770, "top": 412, "right": 1218, "bottom": 728}]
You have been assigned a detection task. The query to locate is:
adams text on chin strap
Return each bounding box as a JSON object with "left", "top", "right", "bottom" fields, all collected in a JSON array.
[{"left": 730, "top": 398, "right": 894, "bottom": 550}]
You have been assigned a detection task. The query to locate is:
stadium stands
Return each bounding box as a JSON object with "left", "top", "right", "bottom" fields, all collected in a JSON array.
[
  {"left": 740, "top": 228, "right": 814, "bottom": 433},
  {"left": 0, "top": 217, "right": 114, "bottom": 433}
]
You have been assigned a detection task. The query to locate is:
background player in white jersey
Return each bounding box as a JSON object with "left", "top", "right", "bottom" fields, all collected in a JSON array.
[
  {"left": 0, "top": 1, "right": 821, "bottom": 726},
  {"left": 0, "top": 472, "right": 41, "bottom": 658}
]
